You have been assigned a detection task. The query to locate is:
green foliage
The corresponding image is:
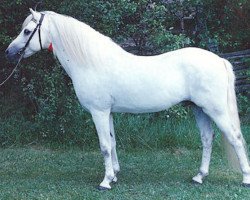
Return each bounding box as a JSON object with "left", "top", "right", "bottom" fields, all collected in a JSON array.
[
  {"left": 238, "top": 94, "right": 249, "bottom": 118},
  {"left": 236, "top": 57, "right": 250, "bottom": 119},
  {"left": 0, "top": 0, "right": 249, "bottom": 147},
  {"left": 197, "top": 0, "right": 249, "bottom": 51}
]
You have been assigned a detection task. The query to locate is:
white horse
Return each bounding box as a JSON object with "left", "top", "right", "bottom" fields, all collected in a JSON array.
[{"left": 5, "top": 9, "right": 250, "bottom": 190}]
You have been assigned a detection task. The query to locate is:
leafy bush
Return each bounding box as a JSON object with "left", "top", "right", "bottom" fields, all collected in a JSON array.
[{"left": 0, "top": 0, "right": 249, "bottom": 147}]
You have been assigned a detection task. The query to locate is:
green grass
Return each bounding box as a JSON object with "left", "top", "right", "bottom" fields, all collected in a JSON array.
[
  {"left": 0, "top": 147, "right": 250, "bottom": 200},
  {"left": 1, "top": 105, "right": 250, "bottom": 199}
]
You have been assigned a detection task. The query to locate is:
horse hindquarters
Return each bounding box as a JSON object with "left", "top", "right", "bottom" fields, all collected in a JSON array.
[{"left": 198, "top": 59, "right": 250, "bottom": 186}]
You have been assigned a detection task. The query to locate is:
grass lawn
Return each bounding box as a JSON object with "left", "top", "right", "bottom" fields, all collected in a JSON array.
[{"left": 0, "top": 147, "right": 249, "bottom": 200}]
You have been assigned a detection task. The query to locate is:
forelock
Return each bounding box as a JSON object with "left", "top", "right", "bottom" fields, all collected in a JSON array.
[{"left": 22, "top": 14, "right": 33, "bottom": 30}]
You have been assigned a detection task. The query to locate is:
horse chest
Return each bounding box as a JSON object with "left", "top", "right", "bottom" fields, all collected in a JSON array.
[{"left": 72, "top": 73, "right": 113, "bottom": 111}]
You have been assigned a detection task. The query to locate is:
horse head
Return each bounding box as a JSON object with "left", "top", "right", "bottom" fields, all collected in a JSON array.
[{"left": 5, "top": 9, "right": 51, "bottom": 62}]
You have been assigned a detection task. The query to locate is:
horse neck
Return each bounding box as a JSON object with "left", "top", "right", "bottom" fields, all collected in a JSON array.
[{"left": 48, "top": 14, "right": 130, "bottom": 77}]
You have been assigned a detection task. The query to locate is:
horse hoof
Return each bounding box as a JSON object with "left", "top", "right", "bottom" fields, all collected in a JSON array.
[
  {"left": 192, "top": 176, "right": 203, "bottom": 185},
  {"left": 192, "top": 179, "right": 202, "bottom": 185},
  {"left": 242, "top": 183, "right": 250, "bottom": 188},
  {"left": 96, "top": 185, "right": 111, "bottom": 191},
  {"left": 112, "top": 176, "right": 118, "bottom": 183}
]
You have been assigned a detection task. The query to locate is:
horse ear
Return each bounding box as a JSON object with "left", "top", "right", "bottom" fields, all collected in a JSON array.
[{"left": 29, "top": 8, "right": 40, "bottom": 20}]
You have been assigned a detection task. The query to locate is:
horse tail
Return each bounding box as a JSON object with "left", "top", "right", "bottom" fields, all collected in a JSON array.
[{"left": 222, "top": 59, "right": 249, "bottom": 171}]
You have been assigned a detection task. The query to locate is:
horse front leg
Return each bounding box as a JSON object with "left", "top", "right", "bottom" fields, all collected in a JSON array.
[
  {"left": 109, "top": 114, "right": 120, "bottom": 183},
  {"left": 91, "top": 110, "right": 115, "bottom": 190}
]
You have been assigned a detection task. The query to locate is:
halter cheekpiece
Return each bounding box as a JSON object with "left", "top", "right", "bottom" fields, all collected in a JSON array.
[{"left": 20, "top": 13, "right": 45, "bottom": 54}]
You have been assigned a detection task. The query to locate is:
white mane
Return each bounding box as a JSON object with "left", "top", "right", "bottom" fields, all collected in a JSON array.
[{"left": 47, "top": 12, "right": 126, "bottom": 67}]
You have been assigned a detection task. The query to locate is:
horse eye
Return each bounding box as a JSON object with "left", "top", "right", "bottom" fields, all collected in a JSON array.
[{"left": 24, "top": 29, "right": 31, "bottom": 35}]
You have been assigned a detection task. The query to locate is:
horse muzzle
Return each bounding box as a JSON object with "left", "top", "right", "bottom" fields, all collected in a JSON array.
[{"left": 5, "top": 46, "right": 23, "bottom": 63}]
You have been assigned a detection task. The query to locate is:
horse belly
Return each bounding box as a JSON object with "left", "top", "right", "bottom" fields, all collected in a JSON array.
[
  {"left": 111, "top": 96, "right": 184, "bottom": 113},
  {"left": 110, "top": 71, "right": 189, "bottom": 113}
]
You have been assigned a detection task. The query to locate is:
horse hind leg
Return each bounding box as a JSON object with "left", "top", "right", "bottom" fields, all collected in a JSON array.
[
  {"left": 192, "top": 106, "right": 214, "bottom": 184},
  {"left": 207, "top": 110, "right": 250, "bottom": 186}
]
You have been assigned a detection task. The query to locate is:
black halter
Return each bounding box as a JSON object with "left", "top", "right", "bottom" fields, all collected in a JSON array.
[
  {"left": 20, "top": 13, "right": 45, "bottom": 54},
  {"left": 0, "top": 13, "right": 45, "bottom": 87}
]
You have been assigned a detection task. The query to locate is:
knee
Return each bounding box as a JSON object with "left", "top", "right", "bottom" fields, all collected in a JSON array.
[
  {"left": 100, "top": 145, "right": 111, "bottom": 157},
  {"left": 226, "top": 132, "right": 244, "bottom": 147}
]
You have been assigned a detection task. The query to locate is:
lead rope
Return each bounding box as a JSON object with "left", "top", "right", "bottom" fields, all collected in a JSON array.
[{"left": 0, "top": 52, "right": 25, "bottom": 86}]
